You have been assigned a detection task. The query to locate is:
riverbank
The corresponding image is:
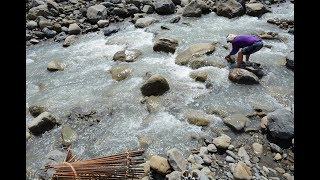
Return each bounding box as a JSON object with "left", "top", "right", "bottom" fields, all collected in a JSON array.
[{"left": 27, "top": 1, "right": 294, "bottom": 179}]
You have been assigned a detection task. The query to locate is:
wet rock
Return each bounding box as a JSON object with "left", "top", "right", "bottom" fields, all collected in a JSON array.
[
  {"left": 54, "top": 32, "right": 67, "bottom": 42},
  {"left": 86, "top": 5, "right": 108, "bottom": 24},
  {"left": 68, "top": 23, "right": 81, "bottom": 35},
  {"left": 28, "top": 112, "right": 59, "bottom": 136},
  {"left": 145, "top": 96, "right": 161, "bottom": 112},
  {"left": 285, "top": 51, "right": 294, "bottom": 70},
  {"left": 47, "top": 60, "right": 65, "bottom": 71},
  {"left": 97, "top": 20, "right": 109, "bottom": 28},
  {"left": 135, "top": 17, "right": 159, "bottom": 28},
  {"left": 141, "top": 74, "right": 170, "bottom": 96},
  {"left": 149, "top": 155, "right": 171, "bottom": 174},
  {"left": 43, "top": 27, "right": 57, "bottom": 38},
  {"left": 245, "top": 2, "right": 270, "bottom": 17},
  {"left": 182, "top": 0, "right": 202, "bottom": 17},
  {"left": 212, "top": 134, "right": 231, "bottom": 149},
  {"left": 113, "top": 7, "right": 130, "bottom": 18},
  {"left": 223, "top": 113, "right": 250, "bottom": 131},
  {"left": 228, "top": 68, "right": 259, "bottom": 84},
  {"left": 153, "top": 37, "right": 179, "bottom": 53},
  {"left": 30, "top": 39, "right": 40, "bottom": 44},
  {"left": 61, "top": 125, "right": 77, "bottom": 146},
  {"left": 233, "top": 161, "right": 252, "bottom": 180},
  {"left": 190, "top": 70, "right": 208, "bottom": 82},
  {"left": 110, "top": 65, "right": 132, "bottom": 81},
  {"left": 27, "top": 5, "right": 52, "bottom": 20},
  {"left": 26, "top": 131, "right": 31, "bottom": 140},
  {"left": 103, "top": 25, "right": 120, "bottom": 36},
  {"left": 226, "top": 156, "right": 236, "bottom": 163},
  {"left": 34, "top": 31, "right": 46, "bottom": 39},
  {"left": 184, "top": 109, "right": 211, "bottom": 126},
  {"left": 170, "top": 16, "right": 181, "bottom": 23},
  {"left": 267, "top": 108, "right": 294, "bottom": 140},
  {"left": 29, "top": 105, "right": 46, "bottom": 117},
  {"left": 63, "top": 35, "right": 77, "bottom": 47},
  {"left": 216, "top": 0, "right": 245, "bottom": 19},
  {"left": 175, "top": 42, "right": 215, "bottom": 66},
  {"left": 154, "top": 0, "right": 176, "bottom": 15},
  {"left": 167, "top": 148, "right": 189, "bottom": 171}
]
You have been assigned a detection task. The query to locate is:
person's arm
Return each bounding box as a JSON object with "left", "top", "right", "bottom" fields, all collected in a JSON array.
[{"left": 228, "top": 43, "right": 239, "bottom": 56}]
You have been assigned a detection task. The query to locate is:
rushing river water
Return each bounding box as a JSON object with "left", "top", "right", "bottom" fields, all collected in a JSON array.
[{"left": 26, "top": 2, "right": 294, "bottom": 177}]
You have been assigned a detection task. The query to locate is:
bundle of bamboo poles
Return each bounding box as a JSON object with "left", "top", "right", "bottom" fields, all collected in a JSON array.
[{"left": 44, "top": 148, "right": 145, "bottom": 179}]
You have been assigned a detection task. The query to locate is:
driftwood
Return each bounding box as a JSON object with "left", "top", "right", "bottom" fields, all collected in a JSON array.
[{"left": 44, "top": 148, "right": 145, "bottom": 179}]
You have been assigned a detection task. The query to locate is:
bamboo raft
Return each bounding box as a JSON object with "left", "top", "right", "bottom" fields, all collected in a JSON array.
[{"left": 44, "top": 148, "right": 145, "bottom": 179}]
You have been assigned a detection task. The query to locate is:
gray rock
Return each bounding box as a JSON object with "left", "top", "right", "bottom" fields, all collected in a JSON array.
[
  {"left": 226, "top": 150, "right": 238, "bottom": 159},
  {"left": 285, "top": 51, "right": 294, "bottom": 70},
  {"left": 245, "top": 2, "right": 270, "bottom": 17},
  {"left": 97, "top": 20, "right": 109, "bottom": 28},
  {"left": 207, "top": 144, "right": 217, "bottom": 153},
  {"left": 28, "top": 112, "right": 59, "bottom": 136},
  {"left": 153, "top": 37, "right": 179, "bottom": 53},
  {"left": 202, "top": 155, "right": 212, "bottom": 165},
  {"left": 26, "top": 131, "right": 31, "bottom": 140},
  {"left": 223, "top": 113, "right": 250, "bottom": 131},
  {"left": 68, "top": 23, "right": 81, "bottom": 35},
  {"left": 145, "top": 96, "right": 161, "bottom": 112},
  {"left": 166, "top": 148, "right": 189, "bottom": 171},
  {"left": 110, "top": 65, "right": 132, "bottom": 81},
  {"left": 269, "top": 143, "right": 282, "bottom": 153},
  {"left": 103, "top": 25, "right": 120, "bottom": 36},
  {"left": 47, "top": 60, "right": 65, "bottom": 71},
  {"left": 135, "top": 17, "right": 159, "bottom": 28},
  {"left": 28, "top": 105, "right": 46, "bottom": 117},
  {"left": 27, "top": 21, "right": 38, "bottom": 30},
  {"left": 54, "top": 32, "right": 67, "bottom": 42},
  {"left": 228, "top": 68, "right": 259, "bottom": 84},
  {"left": 216, "top": 0, "right": 245, "bottom": 19},
  {"left": 141, "top": 74, "right": 170, "bottom": 96},
  {"left": 113, "top": 49, "right": 142, "bottom": 62},
  {"left": 267, "top": 108, "right": 294, "bottom": 140},
  {"left": 154, "top": 0, "right": 176, "bottom": 15},
  {"left": 184, "top": 109, "right": 211, "bottom": 126},
  {"left": 166, "top": 171, "right": 182, "bottom": 180},
  {"left": 182, "top": 0, "right": 202, "bottom": 17},
  {"left": 193, "top": 154, "right": 204, "bottom": 164},
  {"left": 170, "top": 16, "right": 181, "bottom": 23},
  {"left": 175, "top": 42, "right": 215, "bottom": 66},
  {"left": 34, "top": 31, "right": 45, "bottom": 39},
  {"left": 142, "top": 5, "right": 154, "bottom": 14},
  {"left": 42, "top": 27, "right": 57, "bottom": 38},
  {"left": 63, "top": 35, "right": 77, "bottom": 47},
  {"left": 226, "top": 156, "right": 235, "bottom": 163},
  {"left": 199, "top": 147, "right": 209, "bottom": 157},
  {"left": 86, "top": 5, "right": 108, "bottom": 23},
  {"left": 113, "top": 7, "right": 130, "bottom": 18},
  {"left": 30, "top": 39, "right": 40, "bottom": 44},
  {"left": 27, "top": 5, "right": 52, "bottom": 20},
  {"left": 238, "top": 147, "right": 250, "bottom": 161},
  {"left": 61, "top": 125, "right": 77, "bottom": 146}
]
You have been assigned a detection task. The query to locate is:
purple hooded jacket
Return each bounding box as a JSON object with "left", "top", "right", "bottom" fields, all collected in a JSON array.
[{"left": 229, "top": 35, "right": 262, "bottom": 56}]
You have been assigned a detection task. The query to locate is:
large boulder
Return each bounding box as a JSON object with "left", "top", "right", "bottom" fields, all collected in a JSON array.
[
  {"left": 216, "top": 0, "right": 245, "bottom": 19},
  {"left": 245, "top": 2, "right": 270, "bottom": 17},
  {"left": 27, "top": 5, "right": 52, "bottom": 20},
  {"left": 153, "top": 37, "right": 179, "bottom": 53},
  {"left": 175, "top": 43, "right": 215, "bottom": 66},
  {"left": 86, "top": 5, "right": 108, "bottom": 24},
  {"left": 110, "top": 65, "right": 132, "bottom": 81},
  {"left": 112, "top": 49, "right": 142, "bottom": 62},
  {"left": 141, "top": 74, "right": 170, "bottom": 96},
  {"left": 47, "top": 60, "right": 65, "bottom": 71},
  {"left": 267, "top": 108, "right": 294, "bottom": 140},
  {"left": 228, "top": 68, "right": 259, "bottom": 84},
  {"left": 223, "top": 113, "right": 250, "bottom": 131},
  {"left": 28, "top": 112, "right": 60, "bottom": 136},
  {"left": 182, "top": 0, "right": 202, "bottom": 17},
  {"left": 154, "top": 0, "right": 176, "bottom": 15},
  {"left": 135, "top": 17, "right": 159, "bottom": 28},
  {"left": 184, "top": 109, "right": 211, "bottom": 126},
  {"left": 166, "top": 148, "right": 189, "bottom": 171}
]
